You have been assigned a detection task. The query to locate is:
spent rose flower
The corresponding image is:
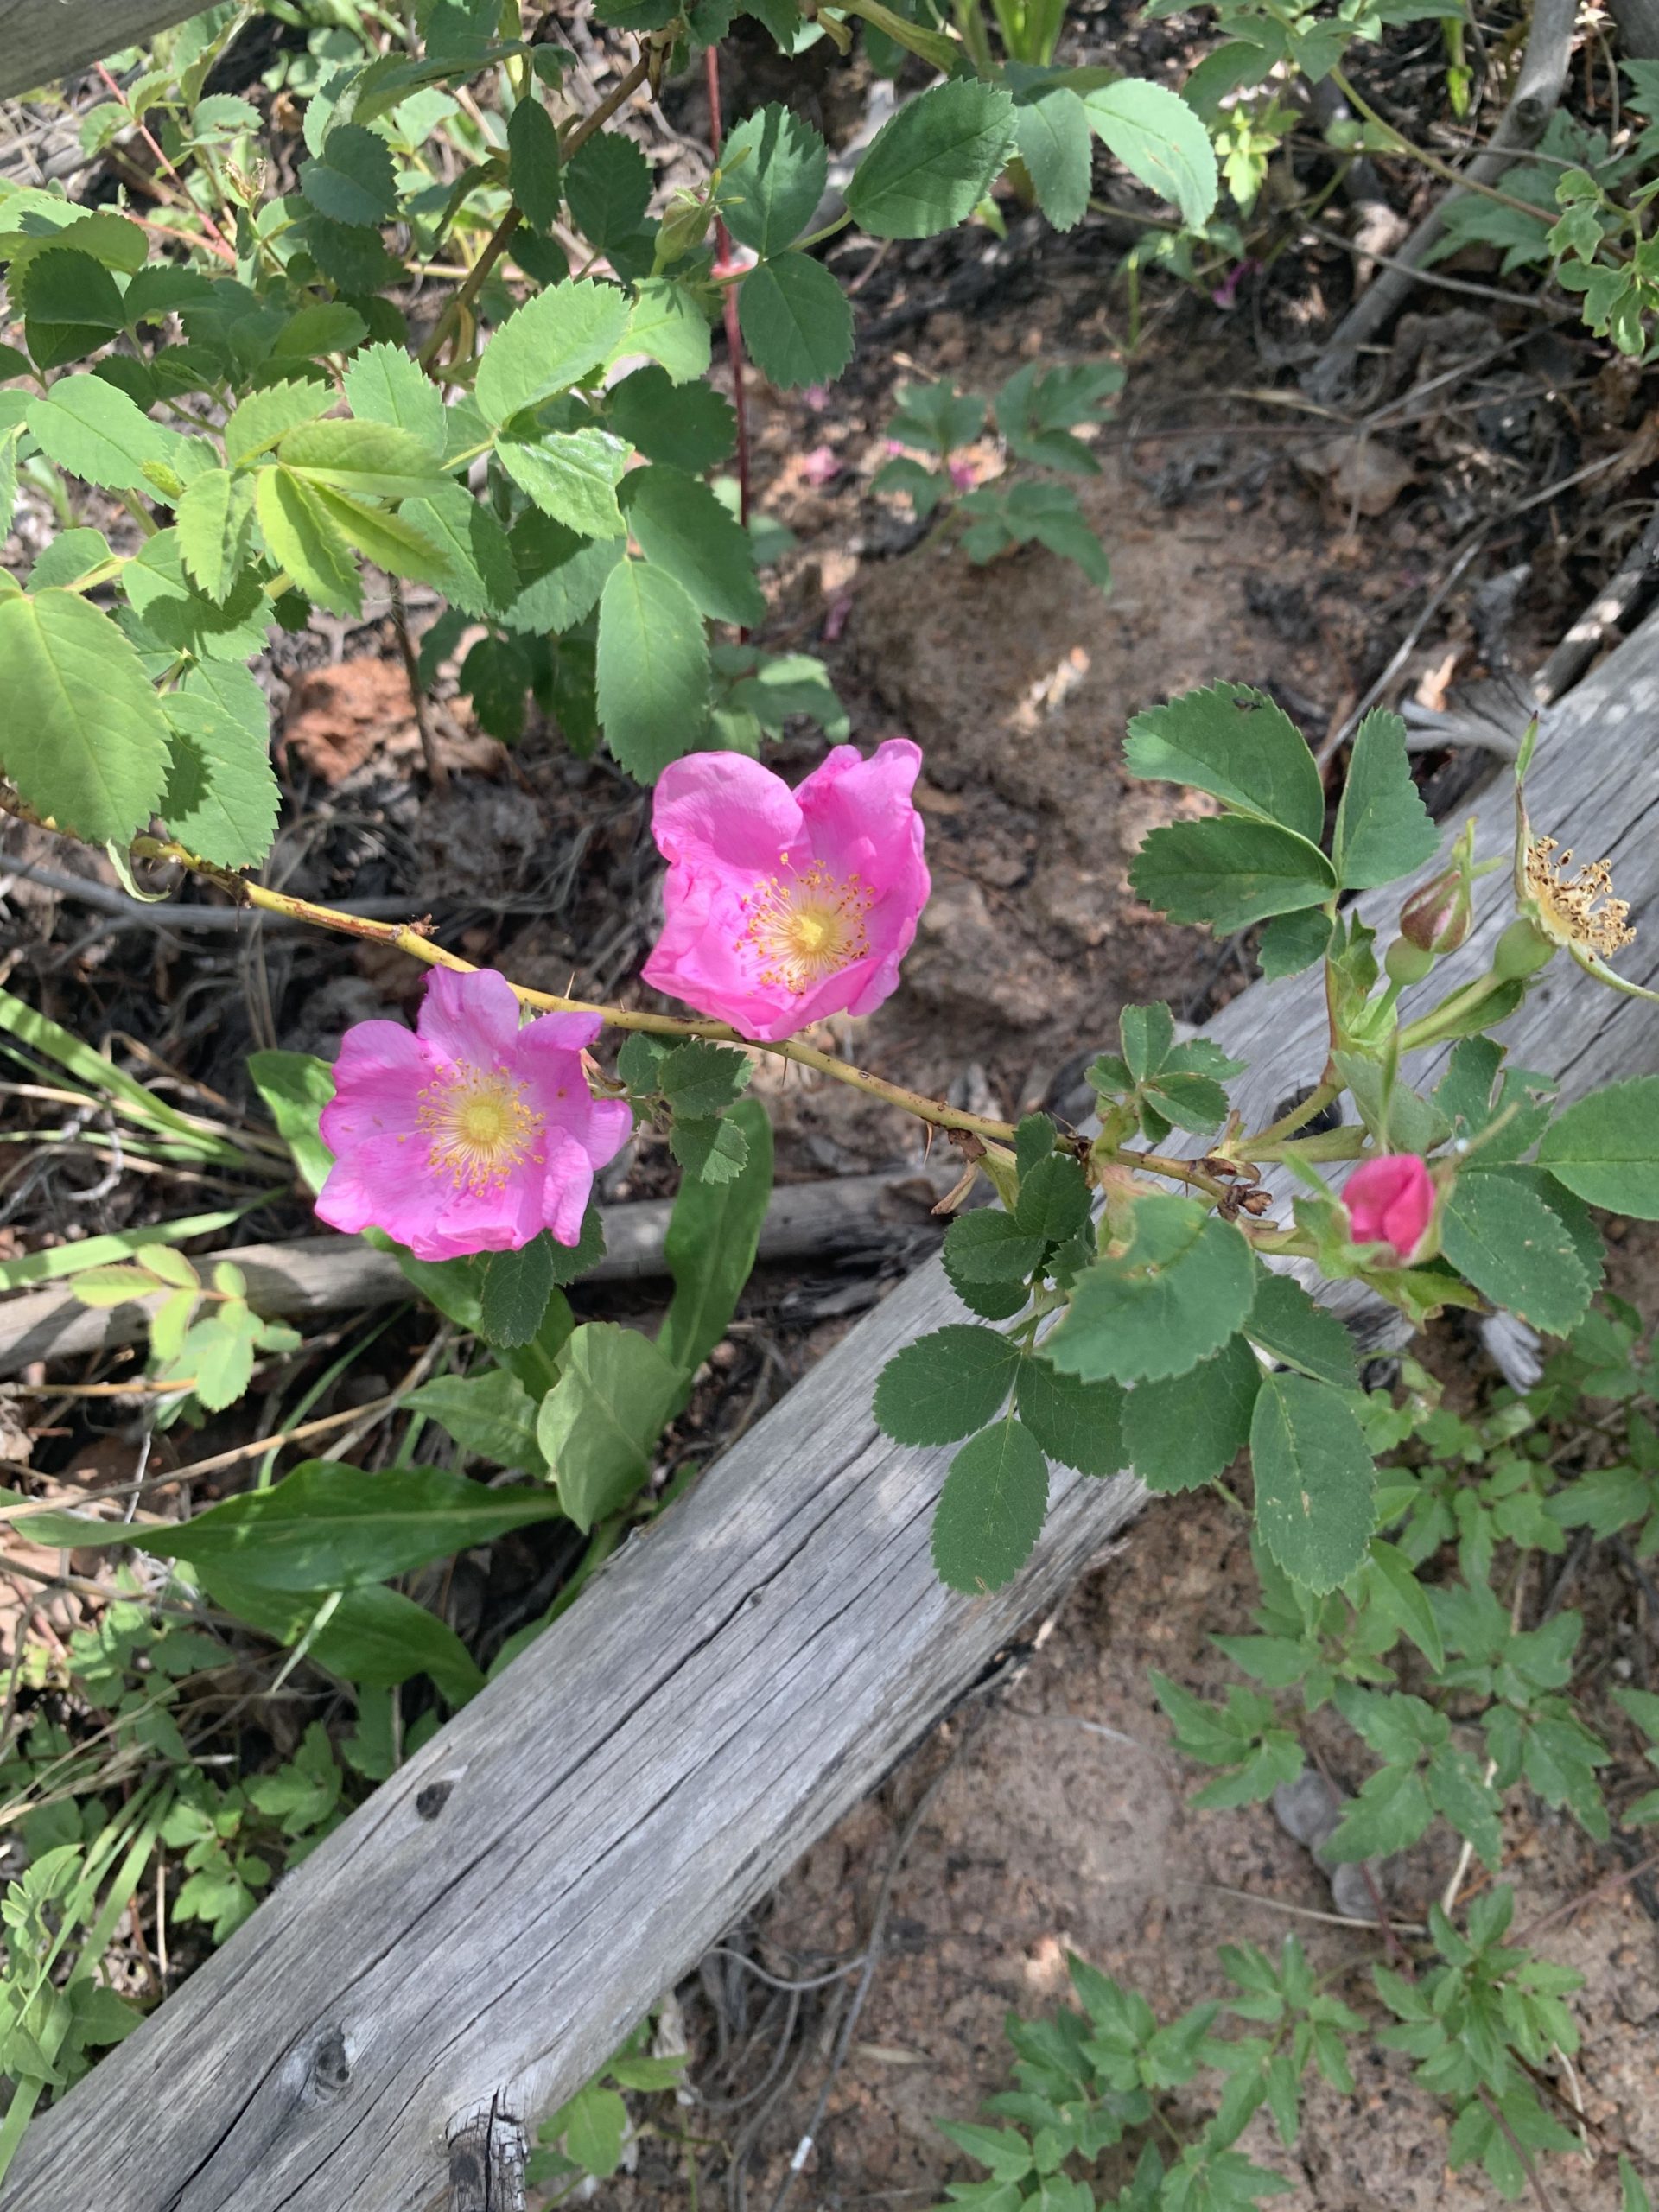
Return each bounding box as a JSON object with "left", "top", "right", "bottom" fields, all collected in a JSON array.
[
  {"left": 1343, "top": 1154, "right": 1435, "bottom": 1263},
  {"left": 315, "top": 968, "right": 631, "bottom": 1262},
  {"left": 642, "top": 741, "right": 930, "bottom": 1044}
]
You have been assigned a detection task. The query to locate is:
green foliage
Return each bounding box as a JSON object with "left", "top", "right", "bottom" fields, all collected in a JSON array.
[{"left": 528, "top": 2018, "right": 688, "bottom": 2189}]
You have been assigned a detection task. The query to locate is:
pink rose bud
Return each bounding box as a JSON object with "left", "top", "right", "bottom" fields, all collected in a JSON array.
[
  {"left": 1343, "top": 1153, "right": 1435, "bottom": 1263},
  {"left": 947, "top": 457, "right": 976, "bottom": 492},
  {"left": 642, "top": 742, "right": 931, "bottom": 1044},
  {"left": 315, "top": 969, "right": 631, "bottom": 1261},
  {"left": 800, "top": 444, "right": 842, "bottom": 486}
]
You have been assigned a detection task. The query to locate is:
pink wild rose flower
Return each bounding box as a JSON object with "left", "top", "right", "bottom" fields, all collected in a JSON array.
[
  {"left": 315, "top": 968, "right": 631, "bottom": 1262},
  {"left": 642, "top": 741, "right": 930, "bottom": 1043},
  {"left": 1343, "top": 1153, "right": 1435, "bottom": 1262}
]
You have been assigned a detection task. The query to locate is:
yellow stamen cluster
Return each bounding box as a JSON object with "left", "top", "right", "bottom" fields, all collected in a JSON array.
[
  {"left": 1524, "top": 836, "right": 1636, "bottom": 960},
  {"left": 414, "top": 1063, "right": 543, "bottom": 1191},
  {"left": 739, "top": 855, "right": 874, "bottom": 995}
]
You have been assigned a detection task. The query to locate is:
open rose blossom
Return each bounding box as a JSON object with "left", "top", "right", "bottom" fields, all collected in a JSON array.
[
  {"left": 1343, "top": 1153, "right": 1435, "bottom": 1263},
  {"left": 642, "top": 741, "right": 930, "bottom": 1043},
  {"left": 315, "top": 969, "right": 631, "bottom": 1262}
]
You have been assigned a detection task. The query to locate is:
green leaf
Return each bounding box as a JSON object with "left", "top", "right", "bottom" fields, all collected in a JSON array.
[
  {"left": 607, "top": 364, "right": 736, "bottom": 471},
  {"left": 1332, "top": 709, "right": 1438, "bottom": 890},
  {"left": 669, "top": 1113, "right": 750, "bottom": 1182},
  {"left": 596, "top": 559, "right": 710, "bottom": 781},
  {"left": 556, "top": 2082, "right": 630, "bottom": 2177},
  {"left": 175, "top": 467, "right": 255, "bottom": 602},
  {"left": 931, "top": 1420, "right": 1049, "bottom": 1592},
  {"left": 300, "top": 124, "right": 397, "bottom": 226},
  {"left": 1130, "top": 817, "right": 1337, "bottom": 931},
  {"left": 847, "top": 80, "right": 1016, "bottom": 239},
  {"left": 721, "top": 104, "right": 829, "bottom": 255},
  {"left": 124, "top": 1460, "right": 563, "bottom": 1591},
  {"left": 563, "top": 132, "right": 652, "bottom": 249},
  {"left": 620, "top": 464, "right": 766, "bottom": 626},
  {"left": 403, "top": 480, "right": 521, "bottom": 617},
  {"left": 944, "top": 1208, "right": 1047, "bottom": 1285},
  {"left": 1014, "top": 1154, "right": 1091, "bottom": 1242},
  {"left": 1250, "top": 1372, "right": 1376, "bottom": 1592},
  {"left": 248, "top": 1048, "right": 334, "bottom": 1194},
  {"left": 620, "top": 277, "right": 713, "bottom": 385},
  {"left": 875, "top": 1325, "right": 1022, "bottom": 1445},
  {"left": 658, "top": 1097, "right": 773, "bottom": 1382},
  {"left": 342, "top": 340, "right": 447, "bottom": 455},
  {"left": 26, "top": 525, "right": 110, "bottom": 592},
  {"left": 505, "top": 513, "right": 624, "bottom": 633},
  {"left": 659, "top": 1039, "right": 751, "bottom": 1117},
  {"left": 1082, "top": 79, "right": 1217, "bottom": 228},
  {"left": 254, "top": 466, "right": 362, "bottom": 618},
  {"left": 1121, "top": 1000, "right": 1174, "bottom": 1082},
  {"left": 495, "top": 423, "right": 629, "bottom": 537},
  {"left": 406, "top": 1367, "right": 544, "bottom": 1473},
  {"left": 28, "top": 376, "right": 176, "bottom": 492},
  {"left": 315, "top": 485, "right": 451, "bottom": 587},
  {"left": 509, "top": 94, "right": 563, "bottom": 232},
  {"left": 160, "top": 690, "right": 280, "bottom": 869},
  {"left": 1243, "top": 1272, "right": 1359, "bottom": 1388},
  {"left": 1257, "top": 909, "right": 1333, "bottom": 979},
  {"left": 536, "top": 1322, "right": 683, "bottom": 1529},
  {"left": 1014, "top": 1357, "right": 1124, "bottom": 1473},
  {"left": 1044, "top": 1198, "right": 1255, "bottom": 1384},
  {"left": 1014, "top": 88, "right": 1092, "bottom": 232},
  {"left": 19, "top": 244, "right": 127, "bottom": 331},
  {"left": 943, "top": 1214, "right": 1034, "bottom": 1319},
  {"left": 1123, "top": 1333, "right": 1261, "bottom": 1492},
  {"left": 277, "top": 418, "right": 451, "bottom": 500},
  {"left": 1363, "top": 1537, "right": 1444, "bottom": 1669},
  {"left": 206, "top": 1573, "right": 484, "bottom": 1705},
  {"left": 223, "top": 380, "right": 330, "bottom": 467},
  {"left": 1440, "top": 1174, "right": 1592, "bottom": 1334},
  {"left": 1538, "top": 1077, "right": 1659, "bottom": 1217},
  {"left": 476, "top": 1217, "right": 604, "bottom": 1344},
  {"left": 1123, "top": 683, "right": 1323, "bottom": 842},
  {"left": 936, "top": 2122, "right": 1033, "bottom": 2185},
  {"left": 0, "top": 590, "right": 169, "bottom": 842},
  {"left": 476, "top": 279, "right": 632, "bottom": 425},
  {"left": 738, "top": 254, "right": 855, "bottom": 389}
]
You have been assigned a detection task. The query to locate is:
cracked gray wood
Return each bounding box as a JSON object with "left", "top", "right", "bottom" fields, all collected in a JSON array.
[
  {"left": 6, "top": 613, "right": 1659, "bottom": 2209},
  {"left": 0, "top": 3, "right": 206, "bottom": 105}
]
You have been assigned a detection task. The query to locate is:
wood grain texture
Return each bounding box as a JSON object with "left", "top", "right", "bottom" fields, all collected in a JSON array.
[
  {"left": 6, "top": 622, "right": 1658, "bottom": 2210},
  {"left": 0, "top": 2, "right": 205, "bottom": 104},
  {"left": 0, "top": 1166, "right": 953, "bottom": 1376}
]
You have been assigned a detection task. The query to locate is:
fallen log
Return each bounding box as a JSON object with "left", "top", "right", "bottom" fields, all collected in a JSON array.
[
  {"left": 0, "top": 1166, "right": 954, "bottom": 1378},
  {"left": 4, "top": 612, "right": 1657, "bottom": 2209}
]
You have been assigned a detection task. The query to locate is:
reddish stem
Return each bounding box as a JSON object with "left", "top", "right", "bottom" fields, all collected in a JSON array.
[
  {"left": 704, "top": 41, "right": 752, "bottom": 532},
  {"left": 96, "top": 60, "right": 238, "bottom": 263}
]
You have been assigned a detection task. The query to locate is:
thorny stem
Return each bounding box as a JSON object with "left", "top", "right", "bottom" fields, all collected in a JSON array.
[
  {"left": 416, "top": 50, "right": 656, "bottom": 374},
  {"left": 0, "top": 793, "right": 1287, "bottom": 1198}
]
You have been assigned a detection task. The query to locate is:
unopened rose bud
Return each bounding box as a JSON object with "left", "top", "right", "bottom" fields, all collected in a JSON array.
[{"left": 1400, "top": 866, "right": 1472, "bottom": 955}]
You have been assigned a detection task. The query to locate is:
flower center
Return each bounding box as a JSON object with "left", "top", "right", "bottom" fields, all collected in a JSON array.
[
  {"left": 416, "top": 1063, "right": 542, "bottom": 1192},
  {"left": 1525, "top": 836, "right": 1636, "bottom": 959},
  {"left": 739, "top": 858, "right": 874, "bottom": 995}
]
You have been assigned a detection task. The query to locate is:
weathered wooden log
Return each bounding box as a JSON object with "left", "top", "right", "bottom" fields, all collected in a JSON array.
[
  {"left": 0, "top": 2, "right": 206, "bottom": 105},
  {"left": 0, "top": 1166, "right": 954, "bottom": 1378},
  {"left": 4, "top": 613, "right": 1657, "bottom": 2209}
]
